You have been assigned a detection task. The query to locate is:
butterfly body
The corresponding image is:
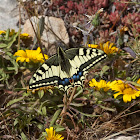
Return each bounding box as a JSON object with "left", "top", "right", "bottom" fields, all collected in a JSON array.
[{"left": 29, "top": 47, "right": 106, "bottom": 91}]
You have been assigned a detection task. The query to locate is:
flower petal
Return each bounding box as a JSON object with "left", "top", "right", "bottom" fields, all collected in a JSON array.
[
  {"left": 16, "top": 57, "right": 25, "bottom": 62},
  {"left": 113, "top": 92, "right": 122, "bottom": 98},
  {"left": 14, "top": 50, "right": 26, "bottom": 57},
  {"left": 137, "top": 79, "right": 140, "bottom": 84},
  {"left": 37, "top": 47, "right": 41, "bottom": 53},
  {"left": 45, "top": 127, "right": 64, "bottom": 140},
  {"left": 123, "top": 94, "right": 129, "bottom": 103}
]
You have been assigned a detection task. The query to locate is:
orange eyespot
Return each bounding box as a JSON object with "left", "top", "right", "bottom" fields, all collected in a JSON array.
[{"left": 69, "top": 79, "right": 74, "bottom": 83}]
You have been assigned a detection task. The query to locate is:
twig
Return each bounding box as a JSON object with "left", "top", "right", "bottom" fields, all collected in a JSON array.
[
  {"left": 111, "top": 100, "right": 139, "bottom": 122},
  {"left": 119, "top": 109, "right": 140, "bottom": 118},
  {"left": 60, "top": 94, "right": 68, "bottom": 125},
  {"left": 102, "top": 123, "right": 140, "bottom": 140},
  {"left": 60, "top": 87, "right": 77, "bottom": 125},
  {"left": 18, "top": 2, "right": 21, "bottom": 50},
  {"left": 21, "top": 2, "right": 45, "bottom": 60}
]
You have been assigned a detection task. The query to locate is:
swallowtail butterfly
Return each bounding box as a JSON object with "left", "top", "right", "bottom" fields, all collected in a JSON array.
[{"left": 29, "top": 47, "right": 106, "bottom": 91}]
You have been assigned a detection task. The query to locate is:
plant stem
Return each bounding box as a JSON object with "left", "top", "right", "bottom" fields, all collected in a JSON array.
[{"left": 60, "top": 87, "right": 77, "bottom": 125}]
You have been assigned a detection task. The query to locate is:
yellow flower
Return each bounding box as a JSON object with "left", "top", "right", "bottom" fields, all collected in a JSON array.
[
  {"left": 9, "top": 29, "right": 16, "bottom": 36},
  {"left": 88, "top": 41, "right": 120, "bottom": 55},
  {"left": 89, "top": 78, "right": 110, "bottom": 92},
  {"left": 45, "top": 127, "right": 64, "bottom": 140},
  {"left": 110, "top": 79, "right": 140, "bottom": 103},
  {"left": 89, "top": 78, "right": 140, "bottom": 102},
  {"left": 0, "top": 30, "right": 6, "bottom": 35},
  {"left": 137, "top": 79, "right": 140, "bottom": 84},
  {"left": 20, "top": 33, "right": 30, "bottom": 39},
  {"left": 14, "top": 47, "right": 48, "bottom": 63},
  {"left": 0, "top": 29, "right": 30, "bottom": 39}
]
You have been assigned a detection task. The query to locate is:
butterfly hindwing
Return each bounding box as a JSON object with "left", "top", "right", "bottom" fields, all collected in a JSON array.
[
  {"left": 65, "top": 48, "right": 106, "bottom": 88},
  {"left": 29, "top": 47, "right": 106, "bottom": 91}
]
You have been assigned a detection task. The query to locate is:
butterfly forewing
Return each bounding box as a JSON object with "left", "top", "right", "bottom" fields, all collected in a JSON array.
[{"left": 29, "top": 54, "right": 59, "bottom": 89}]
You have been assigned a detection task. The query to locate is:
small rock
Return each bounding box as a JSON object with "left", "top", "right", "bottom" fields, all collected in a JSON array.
[
  {"left": 0, "top": 0, "right": 23, "bottom": 31},
  {"left": 23, "top": 16, "right": 69, "bottom": 55}
]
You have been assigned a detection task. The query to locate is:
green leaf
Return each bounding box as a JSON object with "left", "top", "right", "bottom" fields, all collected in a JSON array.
[
  {"left": 37, "top": 124, "right": 44, "bottom": 131},
  {"left": 70, "top": 102, "right": 84, "bottom": 107},
  {"left": 99, "top": 105, "right": 116, "bottom": 112},
  {"left": 7, "top": 67, "right": 16, "bottom": 71},
  {"left": 73, "top": 88, "right": 83, "bottom": 99},
  {"left": 36, "top": 109, "right": 43, "bottom": 115},
  {"left": 38, "top": 90, "right": 44, "bottom": 99},
  {"left": 100, "top": 65, "right": 109, "bottom": 77},
  {"left": 55, "top": 125, "right": 65, "bottom": 132},
  {"left": 6, "top": 97, "right": 24, "bottom": 107},
  {"left": 10, "top": 59, "right": 19, "bottom": 74},
  {"left": 48, "top": 88, "right": 53, "bottom": 94},
  {"left": 5, "top": 29, "right": 10, "bottom": 39},
  {"left": 57, "top": 104, "right": 64, "bottom": 108},
  {"left": 7, "top": 30, "right": 20, "bottom": 49},
  {"left": 42, "top": 106, "right": 47, "bottom": 116},
  {"left": 3, "top": 53, "right": 11, "bottom": 60},
  {"left": 0, "top": 43, "right": 7, "bottom": 48},
  {"left": 39, "top": 100, "right": 49, "bottom": 114},
  {"left": 50, "top": 109, "right": 61, "bottom": 127},
  {"left": 21, "top": 132, "right": 28, "bottom": 140},
  {"left": 0, "top": 69, "right": 8, "bottom": 82},
  {"left": 91, "top": 13, "right": 100, "bottom": 27},
  {"left": 39, "top": 132, "right": 47, "bottom": 140},
  {"left": 14, "top": 118, "right": 19, "bottom": 126},
  {"left": 6, "top": 51, "right": 12, "bottom": 56}
]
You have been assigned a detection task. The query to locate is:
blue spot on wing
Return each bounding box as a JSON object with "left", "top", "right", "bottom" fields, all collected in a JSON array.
[
  {"left": 78, "top": 71, "right": 82, "bottom": 76},
  {"left": 73, "top": 75, "right": 77, "bottom": 80},
  {"left": 64, "top": 78, "right": 69, "bottom": 84},
  {"left": 75, "top": 71, "right": 83, "bottom": 81},
  {"left": 58, "top": 78, "right": 71, "bottom": 85},
  {"left": 77, "top": 75, "right": 80, "bottom": 80},
  {"left": 62, "top": 81, "right": 65, "bottom": 85},
  {"left": 58, "top": 71, "right": 84, "bottom": 86}
]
